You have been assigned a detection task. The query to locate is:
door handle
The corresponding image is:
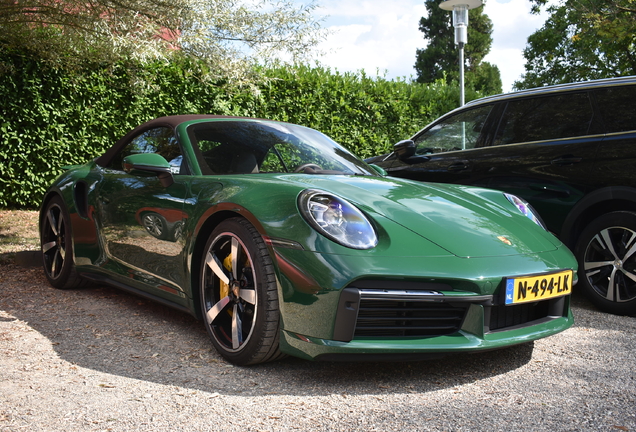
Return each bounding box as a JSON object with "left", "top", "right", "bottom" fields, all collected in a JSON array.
[
  {"left": 529, "top": 184, "right": 571, "bottom": 197},
  {"left": 447, "top": 161, "right": 470, "bottom": 172},
  {"left": 551, "top": 156, "right": 582, "bottom": 166}
]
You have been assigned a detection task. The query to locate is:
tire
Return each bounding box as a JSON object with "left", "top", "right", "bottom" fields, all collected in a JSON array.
[
  {"left": 40, "top": 196, "right": 87, "bottom": 289},
  {"left": 574, "top": 211, "right": 636, "bottom": 315},
  {"left": 200, "top": 218, "right": 285, "bottom": 365}
]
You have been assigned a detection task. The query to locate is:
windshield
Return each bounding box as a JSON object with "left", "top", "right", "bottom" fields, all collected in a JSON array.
[{"left": 188, "top": 120, "right": 377, "bottom": 176}]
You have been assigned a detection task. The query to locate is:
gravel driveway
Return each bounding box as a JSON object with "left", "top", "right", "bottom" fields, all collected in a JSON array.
[{"left": 1, "top": 258, "right": 635, "bottom": 432}]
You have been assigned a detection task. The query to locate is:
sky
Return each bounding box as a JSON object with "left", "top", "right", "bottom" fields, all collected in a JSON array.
[{"left": 304, "top": 0, "right": 551, "bottom": 92}]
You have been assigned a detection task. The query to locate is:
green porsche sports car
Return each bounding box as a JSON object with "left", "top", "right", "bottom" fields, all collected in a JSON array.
[{"left": 40, "top": 115, "right": 577, "bottom": 365}]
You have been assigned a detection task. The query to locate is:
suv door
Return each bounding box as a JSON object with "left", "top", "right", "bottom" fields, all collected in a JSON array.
[
  {"left": 385, "top": 91, "right": 603, "bottom": 235},
  {"left": 385, "top": 103, "right": 498, "bottom": 184},
  {"left": 592, "top": 85, "right": 636, "bottom": 187},
  {"left": 470, "top": 91, "right": 604, "bottom": 234}
]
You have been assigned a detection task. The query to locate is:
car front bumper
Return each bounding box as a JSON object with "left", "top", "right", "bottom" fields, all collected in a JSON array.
[{"left": 279, "top": 295, "right": 573, "bottom": 361}]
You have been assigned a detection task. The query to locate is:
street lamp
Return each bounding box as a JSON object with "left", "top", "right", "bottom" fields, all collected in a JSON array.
[{"left": 439, "top": 0, "right": 483, "bottom": 106}]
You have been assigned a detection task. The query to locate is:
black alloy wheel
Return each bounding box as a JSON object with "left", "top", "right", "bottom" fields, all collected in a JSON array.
[
  {"left": 200, "top": 218, "right": 284, "bottom": 365},
  {"left": 40, "top": 196, "right": 86, "bottom": 289},
  {"left": 575, "top": 211, "right": 636, "bottom": 316}
]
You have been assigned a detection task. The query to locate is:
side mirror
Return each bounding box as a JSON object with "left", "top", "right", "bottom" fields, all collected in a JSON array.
[
  {"left": 393, "top": 140, "right": 416, "bottom": 160},
  {"left": 369, "top": 164, "right": 387, "bottom": 176},
  {"left": 123, "top": 153, "right": 174, "bottom": 187}
]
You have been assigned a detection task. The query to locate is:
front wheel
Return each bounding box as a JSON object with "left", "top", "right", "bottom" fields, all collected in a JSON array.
[
  {"left": 200, "top": 218, "right": 284, "bottom": 365},
  {"left": 574, "top": 211, "right": 636, "bottom": 315}
]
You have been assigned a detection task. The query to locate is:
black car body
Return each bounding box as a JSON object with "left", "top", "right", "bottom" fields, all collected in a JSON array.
[{"left": 368, "top": 76, "right": 636, "bottom": 315}]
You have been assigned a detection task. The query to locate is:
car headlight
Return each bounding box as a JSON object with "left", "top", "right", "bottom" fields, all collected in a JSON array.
[
  {"left": 298, "top": 190, "right": 378, "bottom": 249},
  {"left": 504, "top": 193, "right": 546, "bottom": 229}
]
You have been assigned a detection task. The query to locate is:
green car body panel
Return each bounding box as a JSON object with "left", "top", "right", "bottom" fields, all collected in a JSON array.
[{"left": 40, "top": 116, "right": 577, "bottom": 363}]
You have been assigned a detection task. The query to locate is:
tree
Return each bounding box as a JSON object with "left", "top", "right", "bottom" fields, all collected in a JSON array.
[
  {"left": 515, "top": 0, "right": 636, "bottom": 89},
  {"left": 0, "top": 0, "right": 326, "bottom": 79},
  {"left": 414, "top": 0, "right": 501, "bottom": 96}
]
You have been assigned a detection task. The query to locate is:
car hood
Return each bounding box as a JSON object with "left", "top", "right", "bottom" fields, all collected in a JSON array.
[{"left": 279, "top": 174, "right": 560, "bottom": 258}]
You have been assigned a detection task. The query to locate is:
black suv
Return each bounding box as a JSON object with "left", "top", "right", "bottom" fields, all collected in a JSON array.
[{"left": 367, "top": 76, "right": 636, "bottom": 315}]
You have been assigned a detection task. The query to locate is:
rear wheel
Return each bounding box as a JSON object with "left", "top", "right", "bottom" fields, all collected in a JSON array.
[
  {"left": 40, "top": 196, "right": 87, "bottom": 289},
  {"left": 200, "top": 218, "right": 284, "bottom": 365},
  {"left": 575, "top": 211, "right": 636, "bottom": 315}
]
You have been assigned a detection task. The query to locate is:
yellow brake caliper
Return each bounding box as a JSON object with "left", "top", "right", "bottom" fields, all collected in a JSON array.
[{"left": 221, "top": 253, "right": 233, "bottom": 316}]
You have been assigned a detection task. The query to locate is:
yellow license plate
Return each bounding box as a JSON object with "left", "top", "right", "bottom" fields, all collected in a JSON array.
[{"left": 504, "top": 270, "right": 573, "bottom": 305}]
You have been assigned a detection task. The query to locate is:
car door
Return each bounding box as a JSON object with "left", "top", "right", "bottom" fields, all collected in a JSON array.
[{"left": 95, "top": 127, "right": 190, "bottom": 303}]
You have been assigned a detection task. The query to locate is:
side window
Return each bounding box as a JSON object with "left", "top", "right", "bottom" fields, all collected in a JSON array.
[
  {"left": 413, "top": 104, "right": 494, "bottom": 154},
  {"left": 108, "top": 127, "right": 184, "bottom": 174},
  {"left": 594, "top": 85, "right": 636, "bottom": 133},
  {"left": 494, "top": 92, "right": 597, "bottom": 146}
]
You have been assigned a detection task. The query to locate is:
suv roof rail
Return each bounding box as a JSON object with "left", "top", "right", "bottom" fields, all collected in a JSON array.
[{"left": 466, "top": 75, "right": 636, "bottom": 107}]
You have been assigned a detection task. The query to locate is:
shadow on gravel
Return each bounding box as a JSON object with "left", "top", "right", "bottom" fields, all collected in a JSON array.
[{"left": 3, "top": 259, "right": 627, "bottom": 399}]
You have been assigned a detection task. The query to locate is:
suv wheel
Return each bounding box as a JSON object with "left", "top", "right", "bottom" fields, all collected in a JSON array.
[{"left": 575, "top": 211, "right": 636, "bottom": 315}]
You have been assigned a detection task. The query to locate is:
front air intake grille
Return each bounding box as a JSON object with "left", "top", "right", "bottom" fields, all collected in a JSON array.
[
  {"left": 488, "top": 300, "right": 551, "bottom": 331},
  {"left": 354, "top": 299, "right": 468, "bottom": 338}
]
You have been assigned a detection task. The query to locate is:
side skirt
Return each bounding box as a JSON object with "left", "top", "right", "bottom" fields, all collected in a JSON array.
[{"left": 80, "top": 272, "right": 196, "bottom": 318}]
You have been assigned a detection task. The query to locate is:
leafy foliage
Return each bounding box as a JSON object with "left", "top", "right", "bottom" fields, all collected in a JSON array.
[
  {"left": 0, "top": 49, "right": 470, "bottom": 208},
  {"left": 0, "top": 0, "right": 326, "bottom": 80},
  {"left": 515, "top": 0, "right": 636, "bottom": 89},
  {"left": 414, "top": 0, "right": 502, "bottom": 95}
]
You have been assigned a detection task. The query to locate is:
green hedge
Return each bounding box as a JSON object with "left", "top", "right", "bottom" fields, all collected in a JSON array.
[
  {"left": 0, "top": 51, "right": 475, "bottom": 208},
  {"left": 256, "top": 66, "right": 462, "bottom": 159}
]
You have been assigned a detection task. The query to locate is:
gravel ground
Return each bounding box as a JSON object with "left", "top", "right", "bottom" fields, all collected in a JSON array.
[{"left": 1, "top": 258, "right": 635, "bottom": 432}]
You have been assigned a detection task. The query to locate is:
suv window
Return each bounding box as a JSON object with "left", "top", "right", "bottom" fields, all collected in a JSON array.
[
  {"left": 108, "top": 127, "right": 185, "bottom": 174},
  {"left": 594, "top": 85, "right": 636, "bottom": 133},
  {"left": 494, "top": 92, "right": 597, "bottom": 145},
  {"left": 413, "top": 104, "right": 494, "bottom": 154}
]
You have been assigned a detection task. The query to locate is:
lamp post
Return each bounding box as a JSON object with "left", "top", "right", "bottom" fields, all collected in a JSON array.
[{"left": 439, "top": 0, "right": 483, "bottom": 106}]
